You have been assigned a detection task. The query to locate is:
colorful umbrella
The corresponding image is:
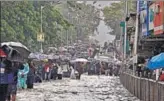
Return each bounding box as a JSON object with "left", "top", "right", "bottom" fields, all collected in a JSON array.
[{"left": 147, "top": 53, "right": 164, "bottom": 70}]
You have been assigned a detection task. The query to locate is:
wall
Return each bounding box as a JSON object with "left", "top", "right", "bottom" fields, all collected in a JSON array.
[{"left": 120, "top": 72, "right": 164, "bottom": 101}]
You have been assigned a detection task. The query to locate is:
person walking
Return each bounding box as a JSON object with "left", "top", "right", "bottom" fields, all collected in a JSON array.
[
  {"left": 76, "top": 62, "right": 83, "bottom": 80},
  {"left": 7, "top": 61, "right": 19, "bottom": 101}
]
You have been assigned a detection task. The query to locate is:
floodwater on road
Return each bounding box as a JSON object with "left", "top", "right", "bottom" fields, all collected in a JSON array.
[{"left": 17, "top": 75, "right": 140, "bottom": 101}]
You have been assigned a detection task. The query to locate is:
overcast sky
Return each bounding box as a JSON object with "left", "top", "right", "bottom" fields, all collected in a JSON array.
[{"left": 85, "top": 1, "right": 119, "bottom": 45}]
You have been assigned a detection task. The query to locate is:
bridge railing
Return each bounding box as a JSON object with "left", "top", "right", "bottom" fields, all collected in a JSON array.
[{"left": 120, "top": 72, "right": 164, "bottom": 101}]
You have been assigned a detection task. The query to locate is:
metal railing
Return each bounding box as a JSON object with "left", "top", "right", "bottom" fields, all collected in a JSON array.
[{"left": 120, "top": 71, "right": 164, "bottom": 101}]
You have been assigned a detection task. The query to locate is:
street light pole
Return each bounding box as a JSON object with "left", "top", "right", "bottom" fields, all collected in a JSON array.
[
  {"left": 40, "top": 6, "right": 44, "bottom": 53},
  {"left": 124, "top": 1, "right": 128, "bottom": 67},
  {"left": 76, "top": 16, "right": 79, "bottom": 43}
]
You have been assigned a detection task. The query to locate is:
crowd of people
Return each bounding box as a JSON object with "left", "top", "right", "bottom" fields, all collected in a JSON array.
[
  {"left": 0, "top": 52, "right": 65, "bottom": 101},
  {"left": 127, "top": 56, "right": 164, "bottom": 81},
  {"left": 87, "top": 60, "right": 121, "bottom": 76},
  {"left": 0, "top": 41, "right": 121, "bottom": 101}
]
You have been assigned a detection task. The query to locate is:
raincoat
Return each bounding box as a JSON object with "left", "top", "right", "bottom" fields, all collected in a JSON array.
[{"left": 18, "top": 63, "right": 29, "bottom": 89}]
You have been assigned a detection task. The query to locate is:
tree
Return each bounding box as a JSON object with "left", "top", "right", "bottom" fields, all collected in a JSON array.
[
  {"left": 1, "top": 1, "right": 101, "bottom": 52},
  {"left": 1, "top": 1, "right": 71, "bottom": 51},
  {"left": 65, "top": 1, "right": 100, "bottom": 39},
  {"left": 103, "top": 1, "right": 136, "bottom": 36}
]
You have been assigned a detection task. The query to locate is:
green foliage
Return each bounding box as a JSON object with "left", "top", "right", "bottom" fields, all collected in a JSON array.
[
  {"left": 1, "top": 1, "right": 100, "bottom": 52},
  {"left": 1, "top": 1, "right": 71, "bottom": 51},
  {"left": 103, "top": 1, "right": 136, "bottom": 35},
  {"left": 66, "top": 1, "right": 100, "bottom": 38}
]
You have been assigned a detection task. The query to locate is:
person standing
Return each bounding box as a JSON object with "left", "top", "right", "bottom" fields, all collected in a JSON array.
[
  {"left": 0, "top": 51, "right": 12, "bottom": 101},
  {"left": 108, "top": 64, "right": 113, "bottom": 76},
  {"left": 18, "top": 62, "right": 29, "bottom": 89},
  {"left": 36, "top": 62, "right": 43, "bottom": 82},
  {"left": 70, "top": 65, "right": 76, "bottom": 79},
  {"left": 51, "top": 63, "right": 58, "bottom": 80},
  {"left": 44, "top": 62, "right": 51, "bottom": 81},
  {"left": 57, "top": 63, "right": 63, "bottom": 80},
  {"left": 27, "top": 61, "right": 36, "bottom": 89},
  {"left": 41, "top": 62, "right": 45, "bottom": 80}
]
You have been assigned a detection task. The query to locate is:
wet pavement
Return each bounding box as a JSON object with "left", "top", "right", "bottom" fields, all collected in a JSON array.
[{"left": 17, "top": 75, "right": 140, "bottom": 101}]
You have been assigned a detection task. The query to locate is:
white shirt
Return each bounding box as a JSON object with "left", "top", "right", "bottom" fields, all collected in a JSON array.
[{"left": 57, "top": 65, "right": 63, "bottom": 74}]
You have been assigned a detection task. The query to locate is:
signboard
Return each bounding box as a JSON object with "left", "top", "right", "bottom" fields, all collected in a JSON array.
[
  {"left": 37, "top": 33, "right": 44, "bottom": 42},
  {"left": 139, "top": 1, "right": 149, "bottom": 36},
  {"left": 120, "top": 21, "right": 125, "bottom": 34},
  {"left": 138, "top": 1, "right": 147, "bottom": 12},
  {"left": 149, "top": 3, "right": 155, "bottom": 31},
  {"left": 133, "top": 55, "right": 138, "bottom": 64},
  {"left": 140, "top": 10, "right": 148, "bottom": 36},
  {"left": 154, "top": 2, "right": 164, "bottom": 35}
]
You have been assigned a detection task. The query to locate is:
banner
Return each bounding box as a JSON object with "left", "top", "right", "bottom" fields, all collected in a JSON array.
[
  {"left": 154, "top": 2, "right": 164, "bottom": 35},
  {"left": 149, "top": 3, "right": 155, "bottom": 31},
  {"left": 139, "top": 1, "right": 149, "bottom": 36},
  {"left": 138, "top": 1, "right": 147, "bottom": 12}
]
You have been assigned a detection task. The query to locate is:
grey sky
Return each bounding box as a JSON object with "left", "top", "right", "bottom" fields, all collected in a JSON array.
[{"left": 86, "top": 1, "right": 119, "bottom": 46}]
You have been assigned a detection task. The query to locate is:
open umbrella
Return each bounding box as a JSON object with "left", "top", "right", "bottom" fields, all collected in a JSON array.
[
  {"left": 9, "top": 49, "right": 24, "bottom": 62},
  {"left": 75, "top": 58, "right": 88, "bottom": 62},
  {"left": 1, "top": 42, "right": 30, "bottom": 58},
  {"left": 47, "top": 54, "right": 59, "bottom": 60},
  {"left": 147, "top": 53, "right": 164, "bottom": 70},
  {"left": 1, "top": 46, "right": 23, "bottom": 62},
  {"left": 94, "top": 55, "right": 110, "bottom": 62},
  {"left": 28, "top": 53, "right": 38, "bottom": 59}
]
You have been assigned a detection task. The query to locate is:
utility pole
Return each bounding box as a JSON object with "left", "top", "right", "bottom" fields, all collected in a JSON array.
[
  {"left": 76, "top": 16, "right": 79, "bottom": 43},
  {"left": 124, "top": 1, "right": 128, "bottom": 67},
  {"left": 133, "top": 1, "right": 139, "bottom": 75}
]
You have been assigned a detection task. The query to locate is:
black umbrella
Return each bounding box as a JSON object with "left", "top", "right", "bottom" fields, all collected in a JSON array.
[
  {"left": 9, "top": 49, "right": 24, "bottom": 62},
  {"left": 1, "top": 45, "right": 24, "bottom": 62},
  {"left": 1, "top": 42, "right": 31, "bottom": 58}
]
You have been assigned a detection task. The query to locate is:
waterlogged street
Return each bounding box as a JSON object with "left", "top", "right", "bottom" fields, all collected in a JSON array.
[{"left": 17, "top": 75, "right": 140, "bottom": 101}]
